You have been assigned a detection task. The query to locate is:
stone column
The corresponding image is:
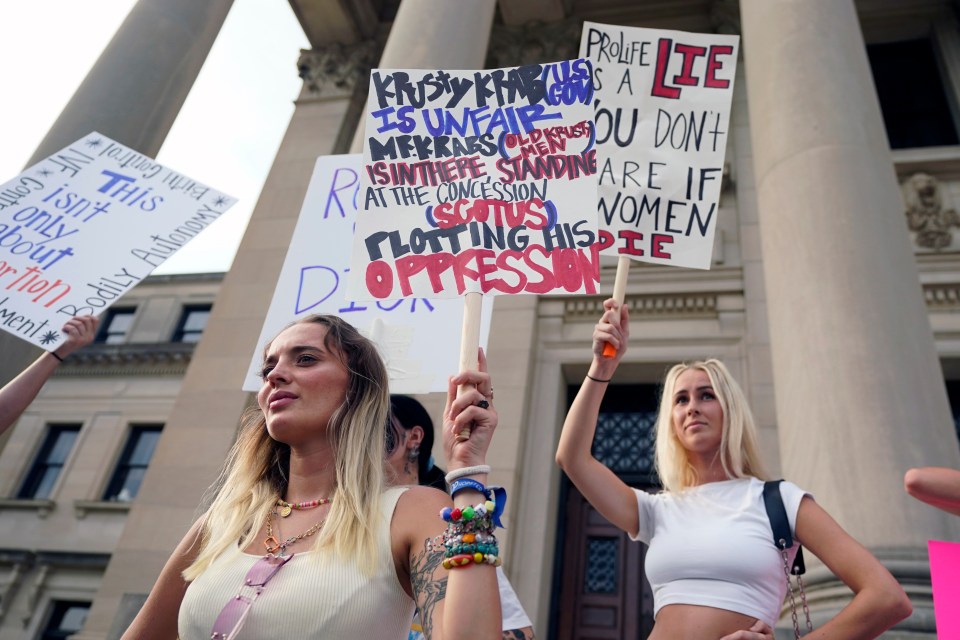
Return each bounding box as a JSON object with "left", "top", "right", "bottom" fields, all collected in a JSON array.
[
  {"left": 349, "top": 0, "right": 497, "bottom": 152},
  {"left": 741, "top": 0, "right": 960, "bottom": 633},
  {"left": 28, "top": 0, "right": 233, "bottom": 163},
  {"left": 75, "top": 38, "right": 376, "bottom": 640},
  {"left": 0, "top": 0, "right": 234, "bottom": 394}
]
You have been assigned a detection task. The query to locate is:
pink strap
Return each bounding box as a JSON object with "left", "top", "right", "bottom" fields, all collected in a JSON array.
[{"left": 210, "top": 554, "right": 293, "bottom": 640}]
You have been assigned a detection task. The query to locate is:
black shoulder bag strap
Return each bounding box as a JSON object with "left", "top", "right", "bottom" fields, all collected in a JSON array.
[
  {"left": 763, "top": 479, "right": 812, "bottom": 638},
  {"left": 762, "top": 479, "right": 805, "bottom": 574}
]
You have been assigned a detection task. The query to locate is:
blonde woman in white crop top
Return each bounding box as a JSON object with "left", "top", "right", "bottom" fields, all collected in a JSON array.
[
  {"left": 556, "top": 299, "right": 912, "bottom": 640},
  {"left": 121, "top": 314, "right": 502, "bottom": 640}
]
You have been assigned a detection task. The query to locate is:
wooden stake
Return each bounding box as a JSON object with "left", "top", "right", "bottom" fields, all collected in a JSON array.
[
  {"left": 602, "top": 255, "right": 630, "bottom": 358},
  {"left": 457, "top": 292, "right": 482, "bottom": 440}
]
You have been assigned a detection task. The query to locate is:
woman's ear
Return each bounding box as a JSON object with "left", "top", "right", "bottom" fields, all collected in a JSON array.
[{"left": 406, "top": 425, "right": 425, "bottom": 449}]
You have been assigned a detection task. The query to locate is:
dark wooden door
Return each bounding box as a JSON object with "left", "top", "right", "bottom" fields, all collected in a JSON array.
[
  {"left": 556, "top": 485, "right": 654, "bottom": 639},
  {"left": 552, "top": 383, "right": 660, "bottom": 640}
]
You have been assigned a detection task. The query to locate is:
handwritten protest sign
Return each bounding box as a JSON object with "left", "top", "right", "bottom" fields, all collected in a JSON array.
[
  {"left": 929, "top": 539, "right": 960, "bottom": 637},
  {"left": 347, "top": 60, "right": 601, "bottom": 300},
  {"left": 243, "top": 155, "right": 492, "bottom": 394},
  {"left": 0, "top": 132, "right": 235, "bottom": 349},
  {"left": 581, "top": 22, "right": 738, "bottom": 269}
]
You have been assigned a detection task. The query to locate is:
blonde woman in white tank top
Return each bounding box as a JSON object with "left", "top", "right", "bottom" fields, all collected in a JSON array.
[{"left": 122, "top": 315, "right": 503, "bottom": 640}]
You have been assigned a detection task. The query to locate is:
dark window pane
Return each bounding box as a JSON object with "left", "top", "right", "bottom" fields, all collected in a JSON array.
[
  {"left": 173, "top": 305, "right": 211, "bottom": 343},
  {"left": 18, "top": 426, "right": 80, "bottom": 499},
  {"left": 95, "top": 308, "right": 136, "bottom": 344},
  {"left": 41, "top": 600, "right": 90, "bottom": 640},
  {"left": 128, "top": 430, "right": 161, "bottom": 465},
  {"left": 103, "top": 425, "right": 163, "bottom": 502},
  {"left": 868, "top": 39, "right": 958, "bottom": 149},
  {"left": 584, "top": 536, "right": 619, "bottom": 593},
  {"left": 944, "top": 380, "right": 960, "bottom": 447}
]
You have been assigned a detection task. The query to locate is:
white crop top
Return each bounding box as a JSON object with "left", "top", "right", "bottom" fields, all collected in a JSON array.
[
  {"left": 178, "top": 486, "right": 414, "bottom": 640},
  {"left": 630, "top": 477, "right": 809, "bottom": 627}
]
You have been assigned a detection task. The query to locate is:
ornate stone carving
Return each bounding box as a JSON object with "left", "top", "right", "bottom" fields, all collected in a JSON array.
[
  {"left": 486, "top": 18, "right": 583, "bottom": 69},
  {"left": 902, "top": 172, "right": 960, "bottom": 251},
  {"left": 297, "top": 41, "right": 379, "bottom": 99}
]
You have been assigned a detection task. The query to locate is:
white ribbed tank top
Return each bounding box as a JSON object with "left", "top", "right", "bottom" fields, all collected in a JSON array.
[{"left": 177, "top": 487, "right": 414, "bottom": 640}]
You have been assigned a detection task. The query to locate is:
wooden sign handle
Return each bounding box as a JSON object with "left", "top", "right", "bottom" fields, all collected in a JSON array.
[
  {"left": 457, "top": 292, "right": 482, "bottom": 441},
  {"left": 602, "top": 256, "right": 630, "bottom": 358}
]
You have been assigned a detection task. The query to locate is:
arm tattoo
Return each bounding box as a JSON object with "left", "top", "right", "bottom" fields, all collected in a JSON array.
[
  {"left": 410, "top": 537, "right": 447, "bottom": 640},
  {"left": 503, "top": 630, "right": 536, "bottom": 640}
]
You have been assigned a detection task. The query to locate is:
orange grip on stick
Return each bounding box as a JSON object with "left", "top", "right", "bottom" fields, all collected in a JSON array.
[{"left": 603, "top": 256, "right": 631, "bottom": 359}]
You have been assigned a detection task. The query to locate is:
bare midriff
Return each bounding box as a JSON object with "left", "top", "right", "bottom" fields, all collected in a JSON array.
[{"left": 648, "top": 604, "right": 761, "bottom": 640}]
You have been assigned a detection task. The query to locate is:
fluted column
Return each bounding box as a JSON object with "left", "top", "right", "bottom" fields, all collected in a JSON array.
[
  {"left": 0, "top": 0, "right": 234, "bottom": 393},
  {"left": 28, "top": 0, "right": 233, "bottom": 164},
  {"left": 741, "top": 0, "right": 960, "bottom": 633}
]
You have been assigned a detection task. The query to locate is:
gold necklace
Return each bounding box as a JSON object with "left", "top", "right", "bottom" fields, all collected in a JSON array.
[{"left": 264, "top": 509, "right": 325, "bottom": 557}]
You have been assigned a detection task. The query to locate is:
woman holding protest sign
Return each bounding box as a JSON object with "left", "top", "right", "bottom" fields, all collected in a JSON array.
[
  {"left": 386, "top": 394, "right": 536, "bottom": 640},
  {"left": 556, "top": 298, "right": 911, "bottom": 639},
  {"left": 123, "top": 314, "right": 502, "bottom": 640}
]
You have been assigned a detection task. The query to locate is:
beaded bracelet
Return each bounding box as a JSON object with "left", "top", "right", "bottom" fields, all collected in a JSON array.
[
  {"left": 438, "top": 493, "right": 502, "bottom": 570},
  {"left": 442, "top": 552, "right": 502, "bottom": 569}
]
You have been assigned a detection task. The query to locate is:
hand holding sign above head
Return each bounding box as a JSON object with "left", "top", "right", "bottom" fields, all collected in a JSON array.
[{"left": 0, "top": 315, "right": 100, "bottom": 434}]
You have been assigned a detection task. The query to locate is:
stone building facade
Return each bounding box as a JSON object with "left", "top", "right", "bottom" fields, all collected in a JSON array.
[{"left": 1, "top": 0, "right": 959, "bottom": 638}]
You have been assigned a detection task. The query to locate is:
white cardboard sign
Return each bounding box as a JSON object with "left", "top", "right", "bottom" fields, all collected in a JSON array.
[
  {"left": 243, "top": 154, "right": 492, "bottom": 394},
  {"left": 0, "top": 132, "right": 236, "bottom": 349},
  {"left": 347, "top": 60, "right": 602, "bottom": 300},
  {"left": 581, "top": 22, "right": 739, "bottom": 269}
]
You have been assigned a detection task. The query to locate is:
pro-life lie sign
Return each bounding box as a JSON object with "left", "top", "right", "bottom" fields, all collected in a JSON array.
[
  {"left": 347, "top": 60, "right": 602, "bottom": 300},
  {"left": 0, "top": 132, "right": 236, "bottom": 349},
  {"left": 581, "top": 22, "right": 739, "bottom": 269},
  {"left": 243, "top": 154, "right": 492, "bottom": 394}
]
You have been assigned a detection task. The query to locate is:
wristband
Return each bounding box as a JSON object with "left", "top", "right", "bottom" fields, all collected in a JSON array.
[
  {"left": 445, "top": 465, "right": 490, "bottom": 483},
  {"left": 586, "top": 373, "right": 611, "bottom": 383},
  {"left": 49, "top": 351, "right": 64, "bottom": 363},
  {"left": 449, "top": 478, "right": 488, "bottom": 499}
]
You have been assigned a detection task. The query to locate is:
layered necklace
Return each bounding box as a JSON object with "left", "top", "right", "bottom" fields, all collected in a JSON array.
[
  {"left": 275, "top": 495, "right": 332, "bottom": 518},
  {"left": 264, "top": 509, "right": 326, "bottom": 558}
]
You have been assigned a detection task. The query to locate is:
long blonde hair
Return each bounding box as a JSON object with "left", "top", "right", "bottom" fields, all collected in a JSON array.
[
  {"left": 184, "top": 315, "right": 389, "bottom": 579},
  {"left": 654, "top": 359, "right": 768, "bottom": 492}
]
